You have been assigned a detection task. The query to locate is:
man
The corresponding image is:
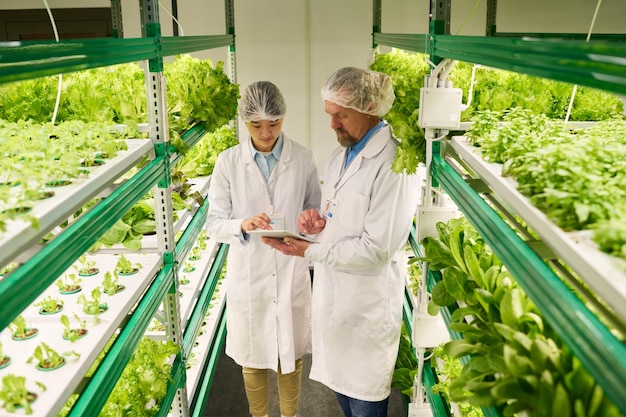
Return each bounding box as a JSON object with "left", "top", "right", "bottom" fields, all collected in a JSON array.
[{"left": 263, "top": 67, "right": 419, "bottom": 417}]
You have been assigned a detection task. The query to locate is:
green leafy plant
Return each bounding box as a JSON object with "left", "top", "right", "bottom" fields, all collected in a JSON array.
[
  {"left": 60, "top": 314, "right": 88, "bottom": 342},
  {"left": 99, "top": 338, "right": 179, "bottom": 416},
  {"left": 391, "top": 323, "right": 418, "bottom": 397},
  {"left": 188, "top": 246, "right": 201, "bottom": 261},
  {"left": 8, "top": 316, "right": 38, "bottom": 340},
  {"left": 77, "top": 287, "right": 106, "bottom": 316},
  {"left": 0, "top": 342, "right": 10, "bottom": 368},
  {"left": 0, "top": 262, "right": 19, "bottom": 277},
  {"left": 56, "top": 273, "right": 82, "bottom": 294},
  {"left": 93, "top": 200, "right": 156, "bottom": 251},
  {"left": 115, "top": 254, "right": 142, "bottom": 275},
  {"left": 0, "top": 374, "right": 46, "bottom": 414},
  {"left": 73, "top": 254, "right": 99, "bottom": 276},
  {"left": 27, "top": 341, "right": 80, "bottom": 370},
  {"left": 176, "top": 125, "right": 239, "bottom": 177},
  {"left": 102, "top": 270, "right": 125, "bottom": 296},
  {"left": 182, "top": 261, "right": 195, "bottom": 273},
  {"left": 420, "top": 216, "right": 622, "bottom": 416},
  {"left": 34, "top": 295, "right": 64, "bottom": 314}
]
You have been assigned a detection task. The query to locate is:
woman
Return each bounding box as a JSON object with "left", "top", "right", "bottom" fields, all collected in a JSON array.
[{"left": 206, "top": 81, "right": 321, "bottom": 417}]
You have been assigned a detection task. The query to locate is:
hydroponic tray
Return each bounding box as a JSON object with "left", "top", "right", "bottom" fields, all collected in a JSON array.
[
  {"left": 182, "top": 289, "right": 226, "bottom": 405},
  {"left": 95, "top": 175, "right": 211, "bottom": 254},
  {"left": 0, "top": 253, "right": 162, "bottom": 417},
  {"left": 448, "top": 136, "right": 626, "bottom": 321},
  {"left": 146, "top": 238, "right": 220, "bottom": 340},
  {"left": 0, "top": 140, "right": 154, "bottom": 269}
]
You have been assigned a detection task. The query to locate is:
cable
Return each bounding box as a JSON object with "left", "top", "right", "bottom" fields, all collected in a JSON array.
[
  {"left": 42, "top": 0, "right": 62, "bottom": 125},
  {"left": 455, "top": 0, "right": 481, "bottom": 36},
  {"left": 159, "top": 1, "right": 185, "bottom": 36},
  {"left": 565, "top": 0, "right": 603, "bottom": 123}
]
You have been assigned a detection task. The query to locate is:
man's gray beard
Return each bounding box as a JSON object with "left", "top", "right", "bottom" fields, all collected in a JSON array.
[{"left": 337, "top": 133, "right": 358, "bottom": 148}]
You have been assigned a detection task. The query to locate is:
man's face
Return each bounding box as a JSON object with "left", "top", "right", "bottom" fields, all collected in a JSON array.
[{"left": 324, "top": 101, "right": 374, "bottom": 147}]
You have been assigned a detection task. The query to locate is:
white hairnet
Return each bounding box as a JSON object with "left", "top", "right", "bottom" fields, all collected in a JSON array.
[
  {"left": 320, "top": 67, "right": 395, "bottom": 117},
  {"left": 239, "top": 81, "right": 286, "bottom": 123}
]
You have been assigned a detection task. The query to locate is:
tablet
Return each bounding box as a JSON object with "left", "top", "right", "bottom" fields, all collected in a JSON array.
[{"left": 247, "top": 229, "right": 317, "bottom": 243}]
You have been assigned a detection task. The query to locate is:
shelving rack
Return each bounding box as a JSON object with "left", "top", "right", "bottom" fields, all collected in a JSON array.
[
  {"left": 373, "top": 0, "right": 626, "bottom": 416},
  {"left": 0, "top": 1, "right": 235, "bottom": 416}
]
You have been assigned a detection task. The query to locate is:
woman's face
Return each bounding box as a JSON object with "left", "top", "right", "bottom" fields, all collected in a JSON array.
[{"left": 246, "top": 119, "right": 284, "bottom": 152}]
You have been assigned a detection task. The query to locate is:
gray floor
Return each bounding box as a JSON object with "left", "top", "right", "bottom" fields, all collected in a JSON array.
[{"left": 203, "top": 347, "right": 407, "bottom": 417}]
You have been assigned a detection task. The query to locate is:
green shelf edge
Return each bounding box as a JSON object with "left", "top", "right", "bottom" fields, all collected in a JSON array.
[
  {"left": 68, "top": 262, "right": 175, "bottom": 417},
  {"left": 161, "top": 34, "right": 234, "bottom": 56},
  {"left": 373, "top": 32, "right": 626, "bottom": 95},
  {"left": 492, "top": 32, "right": 626, "bottom": 41},
  {"left": 0, "top": 34, "right": 234, "bottom": 84},
  {"left": 373, "top": 33, "right": 429, "bottom": 53},
  {"left": 0, "top": 156, "right": 166, "bottom": 331},
  {"left": 175, "top": 198, "right": 210, "bottom": 267},
  {"left": 156, "top": 353, "right": 186, "bottom": 417},
  {"left": 431, "top": 153, "right": 626, "bottom": 414},
  {"left": 182, "top": 243, "right": 229, "bottom": 358},
  {"left": 0, "top": 37, "right": 157, "bottom": 83},
  {"left": 190, "top": 307, "right": 227, "bottom": 417},
  {"left": 171, "top": 124, "right": 210, "bottom": 167}
]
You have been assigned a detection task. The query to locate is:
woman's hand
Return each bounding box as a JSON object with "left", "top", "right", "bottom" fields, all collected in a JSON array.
[
  {"left": 241, "top": 212, "right": 272, "bottom": 234},
  {"left": 262, "top": 236, "right": 309, "bottom": 257},
  {"left": 297, "top": 208, "right": 326, "bottom": 235}
]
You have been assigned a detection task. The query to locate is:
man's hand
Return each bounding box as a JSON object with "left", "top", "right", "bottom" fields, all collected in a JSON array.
[
  {"left": 297, "top": 208, "right": 326, "bottom": 235},
  {"left": 262, "top": 236, "right": 309, "bottom": 257},
  {"left": 241, "top": 212, "right": 272, "bottom": 234}
]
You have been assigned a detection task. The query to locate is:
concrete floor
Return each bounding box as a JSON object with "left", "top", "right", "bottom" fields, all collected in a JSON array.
[{"left": 203, "top": 347, "right": 407, "bottom": 417}]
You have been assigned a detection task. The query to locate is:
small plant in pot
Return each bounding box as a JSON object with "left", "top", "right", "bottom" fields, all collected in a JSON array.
[
  {"left": 115, "top": 254, "right": 142, "bottom": 276},
  {"left": 188, "top": 246, "right": 201, "bottom": 261},
  {"left": 179, "top": 274, "right": 190, "bottom": 285},
  {"left": 56, "top": 273, "right": 82, "bottom": 295},
  {"left": 0, "top": 374, "right": 46, "bottom": 414},
  {"left": 60, "top": 314, "right": 88, "bottom": 342},
  {"left": 27, "top": 341, "right": 80, "bottom": 371},
  {"left": 0, "top": 262, "right": 19, "bottom": 278},
  {"left": 182, "top": 261, "right": 195, "bottom": 273},
  {"left": 102, "top": 270, "right": 125, "bottom": 296},
  {"left": 9, "top": 316, "right": 38, "bottom": 341},
  {"left": 34, "top": 295, "right": 64, "bottom": 315},
  {"left": 77, "top": 287, "right": 107, "bottom": 315},
  {"left": 0, "top": 342, "right": 10, "bottom": 369},
  {"left": 73, "top": 254, "right": 99, "bottom": 277}
]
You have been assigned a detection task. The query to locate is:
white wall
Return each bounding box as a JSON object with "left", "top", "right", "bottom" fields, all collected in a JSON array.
[{"left": 3, "top": 0, "right": 625, "bottom": 169}]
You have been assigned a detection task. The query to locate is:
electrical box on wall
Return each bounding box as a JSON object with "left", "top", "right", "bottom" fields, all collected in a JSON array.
[{"left": 418, "top": 88, "right": 463, "bottom": 129}]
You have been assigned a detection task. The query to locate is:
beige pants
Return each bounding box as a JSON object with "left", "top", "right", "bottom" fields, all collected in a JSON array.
[{"left": 242, "top": 357, "right": 303, "bottom": 417}]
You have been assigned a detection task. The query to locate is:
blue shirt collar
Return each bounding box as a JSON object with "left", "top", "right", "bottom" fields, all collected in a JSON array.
[{"left": 345, "top": 120, "right": 385, "bottom": 167}]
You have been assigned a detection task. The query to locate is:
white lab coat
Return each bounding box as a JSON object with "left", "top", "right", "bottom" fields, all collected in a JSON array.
[
  {"left": 206, "top": 134, "right": 321, "bottom": 373},
  {"left": 305, "top": 124, "right": 420, "bottom": 401}
]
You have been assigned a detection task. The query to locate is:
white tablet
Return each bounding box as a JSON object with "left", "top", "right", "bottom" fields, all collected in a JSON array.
[{"left": 247, "top": 229, "right": 318, "bottom": 243}]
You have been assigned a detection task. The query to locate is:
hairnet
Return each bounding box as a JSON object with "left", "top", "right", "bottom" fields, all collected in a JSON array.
[
  {"left": 320, "top": 67, "right": 395, "bottom": 117},
  {"left": 239, "top": 81, "right": 286, "bottom": 123}
]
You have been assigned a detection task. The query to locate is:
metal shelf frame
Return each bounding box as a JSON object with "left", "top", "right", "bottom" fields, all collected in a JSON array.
[
  {"left": 0, "top": 0, "right": 237, "bottom": 415},
  {"left": 374, "top": 1, "right": 626, "bottom": 416},
  {"left": 431, "top": 149, "right": 626, "bottom": 414}
]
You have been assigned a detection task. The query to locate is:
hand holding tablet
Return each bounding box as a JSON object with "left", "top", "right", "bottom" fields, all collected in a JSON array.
[{"left": 247, "top": 229, "right": 317, "bottom": 243}]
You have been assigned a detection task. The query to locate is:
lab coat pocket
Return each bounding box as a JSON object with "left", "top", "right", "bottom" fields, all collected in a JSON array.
[
  {"left": 336, "top": 191, "right": 368, "bottom": 234},
  {"left": 332, "top": 271, "right": 384, "bottom": 329}
]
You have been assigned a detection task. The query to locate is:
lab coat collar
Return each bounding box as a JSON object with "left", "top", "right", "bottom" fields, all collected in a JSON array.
[
  {"left": 337, "top": 124, "right": 391, "bottom": 182},
  {"left": 243, "top": 133, "right": 293, "bottom": 181}
]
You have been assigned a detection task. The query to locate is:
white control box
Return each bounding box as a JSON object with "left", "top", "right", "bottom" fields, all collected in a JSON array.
[{"left": 418, "top": 87, "right": 463, "bottom": 129}]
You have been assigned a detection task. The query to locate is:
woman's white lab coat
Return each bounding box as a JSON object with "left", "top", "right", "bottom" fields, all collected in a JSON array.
[
  {"left": 206, "top": 135, "right": 321, "bottom": 373},
  {"left": 304, "top": 125, "right": 420, "bottom": 401}
]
